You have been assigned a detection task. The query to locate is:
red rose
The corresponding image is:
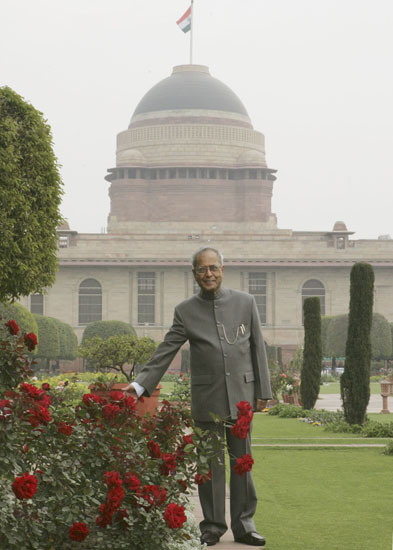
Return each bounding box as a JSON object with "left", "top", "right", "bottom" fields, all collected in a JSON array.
[
  {"left": 194, "top": 470, "right": 211, "bottom": 486},
  {"left": 28, "top": 405, "right": 51, "bottom": 427},
  {"left": 104, "top": 471, "right": 122, "bottom": 488},
  {"left": 123, "top": 473, "right": 141, "bottom": 492},
  {"left": 230, "top": 416, "right": 251, "bottom": 439},
  {"left": 234, "top": 453, "right": 254, "bottom": 476},
  {"left": 58, "top": 422, "right": 73, "bottom": 436},
  {"left": 141, "top": 484, "right": 167, "bottom": 508},
  {"left": 236, "top": 400, "right": 253, "bottom": 421},
  {"left": 107, "top": 485, "right": 125, "bottom": 509},
  {"left": 12, "top": 473, "right": 38, "bottom": 499},
  {"left": 109, "top": 390, "right": 124, "bottom": 402},
  {"left": 41, "top": 383, "right": 51, "bottom": 391},
  {"left": 163, "top": 502, "right": 187, "bottom": 529},
  {"left": 124, "top": 395, "right": 136, "bottom": 412},
  {"left": 24, "top": 332, "right": 38, "bottom": 351},
  {"left": 82, "top": 393, "right": 103, "bottom": 406},
  {"left": 160, "top": 453, "right": 177, "bottom": 475},
  {"left": 147, "top": 440, "right": 161, "bottom": 458},
  {"left": 5, "top": 319, "right": 19, "bottom": 335},
  {"left": 102, "top": 403, "right": 121, "bottom": 421},
  {"left": 20, "top": 383, "right": 41, "bottom": 399},
  {"left": 69, "top": 522, "right": 89, "bottom": 542}
]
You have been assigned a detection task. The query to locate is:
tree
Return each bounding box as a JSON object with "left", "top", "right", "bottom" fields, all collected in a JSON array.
[
  {"left": 81, "top": 320, "right": 136, "bottom": 345},
  {"left": 370, "top": 313, "right": 392, "bottom": 360},
  {"left": 34, "top": 314, "right": 60, "bottom": 372},
  {"left": 78, "top": 334, "right": 157, "bottom": 382},
  {"left": 341, "top": 263, "right": 374, "bottom": 425},
  {"left": 0, "top": 302, "right": 38, "bottom": 335},
  {"left": 0, "top": 87, "right": 63, "bottom": 302},
  {"left": 326, "top": 315, "right": 348, "bottom": 358},
  {"left": 300, "top": 297, "right": 322, "bottom": 409},
  {"left": 321, "top": 316, "right": 333, "bottom": 358},
  {"left": 52, "top": 318, "right": 78, "bottom": 360}
]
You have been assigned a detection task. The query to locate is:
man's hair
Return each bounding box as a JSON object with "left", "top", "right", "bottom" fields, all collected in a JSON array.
[{"left": 192, "top": 247, "right": 224, "bottom": 268}]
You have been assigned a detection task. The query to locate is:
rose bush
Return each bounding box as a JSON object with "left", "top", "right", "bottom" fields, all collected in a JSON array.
[{"left": 0, "top": 318, "right": 218, "bottom": 550}]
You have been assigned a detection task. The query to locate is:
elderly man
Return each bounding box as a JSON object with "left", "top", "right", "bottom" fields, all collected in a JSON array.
[{"left": 124, "top": 247, "right": 272, "bottom": 547}]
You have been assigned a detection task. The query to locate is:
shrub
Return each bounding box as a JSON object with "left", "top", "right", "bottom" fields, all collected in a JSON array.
[
  {"left": 301, "top": 297, "right": 322, "bottom": 409},
  {"left": 361, "top": 421, "right": 393, "bottom": 438},
  {"left": 81, "top": 320, "right": 136, "bottom": 345},
  {"left": 382, "top": 440, "right": 393, "bottom": 456}
]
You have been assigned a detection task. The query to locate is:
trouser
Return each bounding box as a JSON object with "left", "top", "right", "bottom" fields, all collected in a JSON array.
[{"left": 195, "top": 420, "right": 258, "bottom": 538}]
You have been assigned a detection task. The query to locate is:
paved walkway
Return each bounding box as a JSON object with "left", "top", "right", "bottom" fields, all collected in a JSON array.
[
  {"left": 192, "top": 490, "right": 265, "bottom": 550},
  {"left": 315, "top": 393, "right": 385, "bottom": 413}
]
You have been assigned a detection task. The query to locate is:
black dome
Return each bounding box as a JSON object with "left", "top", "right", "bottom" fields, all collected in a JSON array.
[{"left": 132, "top": 65, "right": 249, "bottom": 118}]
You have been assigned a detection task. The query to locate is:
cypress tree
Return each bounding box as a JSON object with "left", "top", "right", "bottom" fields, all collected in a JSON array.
[
  {"left": 341, "top": 263, "right": 374, "bottom": 424},
  {"left": 300, "top": 297, "right": 322, "bottom": 409}
]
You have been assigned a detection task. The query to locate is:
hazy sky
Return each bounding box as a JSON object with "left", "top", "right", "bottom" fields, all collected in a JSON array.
[{"left": 2, "top": 0, "right": 393, "bottom": 239}]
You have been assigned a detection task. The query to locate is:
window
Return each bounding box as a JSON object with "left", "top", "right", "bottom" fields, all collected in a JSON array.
[
  {"left": 30, "top": 294, "right": 44, "bottom": 315},
  {"left": 138, "top": 272, "right": 155, "bottom": 324},
  {"left": 302, "top": 279, "right": 325, "bottom": 320},
  {"left": 58, "top": 235, "right": 68, "bottom": 248},
  {"left": 128, "top": 168, "right": 137, "bottom": 179},
  {"left": 79, "top": 279, "right": 102, "bottom": 325},
  {"left": 248, "top": 273, "right": 267, "bottom": 324}
]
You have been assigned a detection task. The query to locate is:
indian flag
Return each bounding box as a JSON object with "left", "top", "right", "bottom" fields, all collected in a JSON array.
[{"left": 176, "top": 5, "right": 191, "bottom": 33}]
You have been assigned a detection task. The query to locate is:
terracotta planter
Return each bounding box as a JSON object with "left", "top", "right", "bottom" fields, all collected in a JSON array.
[{"left": 89, "top": 383, "right": 162, "bottom": 417}]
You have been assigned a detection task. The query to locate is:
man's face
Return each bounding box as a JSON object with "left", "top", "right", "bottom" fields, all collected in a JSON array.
[{"left": 193, "top": 250, "right": 224, "bottom": 294}]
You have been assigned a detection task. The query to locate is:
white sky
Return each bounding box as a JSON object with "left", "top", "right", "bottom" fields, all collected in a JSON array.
[{"left": 2, "top": 0, "right": 393, "bottom": 239}]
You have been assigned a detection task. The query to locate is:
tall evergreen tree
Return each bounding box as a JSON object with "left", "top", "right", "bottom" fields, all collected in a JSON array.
[
  {"left": 0, "top": 87, "right": 63, "bottom": 302},
  {"left": 341, "top": 263, "right": 374, "bottom": 424},
  {"left": 300, "top": 297, "right": 322, "bottom": 409}
]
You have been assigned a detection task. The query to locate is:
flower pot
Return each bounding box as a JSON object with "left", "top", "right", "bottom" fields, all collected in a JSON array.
[{"left": 88, "top": 383, "right": 162, "bottom": 417}]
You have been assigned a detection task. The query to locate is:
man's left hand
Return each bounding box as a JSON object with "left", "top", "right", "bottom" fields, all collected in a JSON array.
[{"left": 256, "top": 399, "right": 268, "bottom": 411}]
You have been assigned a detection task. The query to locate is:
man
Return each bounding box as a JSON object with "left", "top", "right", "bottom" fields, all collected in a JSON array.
[{"left": 124, "top": 247, "right": 272, "bottom": 546}]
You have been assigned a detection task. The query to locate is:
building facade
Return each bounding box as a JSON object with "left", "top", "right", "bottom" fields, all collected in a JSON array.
[{"left": 20, "top": 65, "right": 393, "bottom": 363}]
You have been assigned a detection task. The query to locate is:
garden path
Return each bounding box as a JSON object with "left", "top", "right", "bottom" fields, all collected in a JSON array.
[
  {"left": 192, "top": 490, "right": 265, "bottom": 549},
  {"left": 315, "top": 393, "right": 382, "bottom": 413}
]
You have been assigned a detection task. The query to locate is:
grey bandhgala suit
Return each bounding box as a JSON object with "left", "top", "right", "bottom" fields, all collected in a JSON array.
[{"left": 135, "top": 287, "right": 272, "bottom": 537}]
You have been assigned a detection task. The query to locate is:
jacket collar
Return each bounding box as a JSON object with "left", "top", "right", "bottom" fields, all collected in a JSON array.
[{"left": 198, "top": 287, "right": 227, "bottom": 301}]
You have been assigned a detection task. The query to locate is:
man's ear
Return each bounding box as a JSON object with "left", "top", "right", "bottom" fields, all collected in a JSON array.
[{"left": 221, "top": 266, "right": 225, "bottom": 275}]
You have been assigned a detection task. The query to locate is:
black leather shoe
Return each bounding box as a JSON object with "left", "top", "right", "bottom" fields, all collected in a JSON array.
[
  {"left": 234, "top": 531, "right": 266, "bottom": 546},
  {"left": 200, "top": 531, "right": 220, "bottom": 546}
]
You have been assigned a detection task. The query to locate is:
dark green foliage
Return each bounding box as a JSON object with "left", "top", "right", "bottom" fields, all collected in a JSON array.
[
  {"left": 326, "top": 314, "right": 348, "bottom": 357},
  {"left": 277, "top": 347, "right": 283, "bottom": 369},
  {"left": 52, "top": 318, "right": 78, "bottom": 360},
  {"left": 0, "top": 87, "right": 63, "bottom": 302},
  {"left": 81, "top": 320, "right": 136, "bottom": 345},
  {"left": 34, "top": 314, "right": 60, "bottom": 362},
  {"left": 371, "top": 313, "right": 392, "bottom": 359},
  {"left": 326, "top": 312, "right": 391, "bottom": 361},
  {"left": 0, "top": 302, "right": 38, "bottom": 335},
  {"left": 341, "top": 263, "right": 374, "bottom": 425},
  {"left": 321, "top": 316, "right": 333, "bottom": 357},
  {"left": 300, "top": 297, "right": 322, "bottom": 409}
]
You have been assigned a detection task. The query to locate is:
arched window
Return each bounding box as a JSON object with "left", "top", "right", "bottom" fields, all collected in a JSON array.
[
  {"left": 302, "top": 279, "right": 325, "bottom": 320},
  {"left": 79, "top": 279, "right": 102, "bottom": 325}
]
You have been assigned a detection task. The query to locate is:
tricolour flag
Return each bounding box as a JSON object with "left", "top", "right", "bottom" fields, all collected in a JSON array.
[{"left": 176, "top": 5, "right": 191, "bottom": 33}]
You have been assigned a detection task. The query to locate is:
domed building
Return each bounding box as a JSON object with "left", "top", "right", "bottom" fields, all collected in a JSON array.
[
  {"left": 105, "top": 65, "right": 277, "bottom": 232},
  {"left": 20, "top": 65, "right": 393, "bottom": 366}
]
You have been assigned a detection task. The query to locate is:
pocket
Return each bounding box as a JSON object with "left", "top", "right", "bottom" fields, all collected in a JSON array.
[{"left": 244, "top": 372, "right": 255, "bottom": 383}]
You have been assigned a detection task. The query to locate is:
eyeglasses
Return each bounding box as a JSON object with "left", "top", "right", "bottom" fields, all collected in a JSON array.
[{"left": 194, "top": 265, "right": 221, "bottom": 275}]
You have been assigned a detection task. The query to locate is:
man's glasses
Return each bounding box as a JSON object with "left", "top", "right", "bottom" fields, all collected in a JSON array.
[{"left": 194, "top": 265, "right": 221, "bottom": 275}]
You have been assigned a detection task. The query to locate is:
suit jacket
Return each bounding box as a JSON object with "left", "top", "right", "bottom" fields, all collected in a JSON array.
[{"left": 135, "top": 287, "right": 272, "bottom": 422}]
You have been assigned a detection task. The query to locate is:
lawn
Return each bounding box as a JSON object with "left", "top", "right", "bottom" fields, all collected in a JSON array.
[
  {"left": 319, "top": 381, "right": 381, "bottom": 394},
  {"left": 249, "top": 415, "right": 393, "bottom": 550}
]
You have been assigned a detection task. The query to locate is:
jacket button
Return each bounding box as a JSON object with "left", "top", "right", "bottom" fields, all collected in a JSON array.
[{"left": 225, "top": 372, "right": 230, "bottom": 376}]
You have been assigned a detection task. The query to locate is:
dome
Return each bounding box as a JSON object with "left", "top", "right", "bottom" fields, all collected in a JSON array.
[
  {"left": 131, "top": 65, "right": 249, "bottom": 120},
  {"left": 332, "top": 221, "right": 348, "bottom": 232},
  {"left": 237, "top": 150, "right": 266, "bottom": 166}
]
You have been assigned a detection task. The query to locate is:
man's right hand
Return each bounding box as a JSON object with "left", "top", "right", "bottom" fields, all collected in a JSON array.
[{"left": 123, "top": 385, "right": 138, "bottom": 400}]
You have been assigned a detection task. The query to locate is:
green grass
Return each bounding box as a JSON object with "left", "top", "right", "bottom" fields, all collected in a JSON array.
[
  {"left": 319, "top": 381, "right": 381, "bottom": 394},
  {"left": 249, "top": 416, "right": 393, "bottom": 550}
]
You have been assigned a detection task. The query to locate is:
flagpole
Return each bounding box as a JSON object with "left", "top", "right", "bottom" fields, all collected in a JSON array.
[{"left": 190, "top": 0, "right": 194, "bottom": 64}]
